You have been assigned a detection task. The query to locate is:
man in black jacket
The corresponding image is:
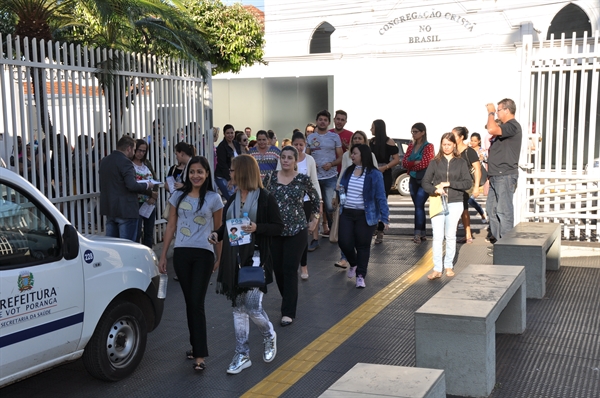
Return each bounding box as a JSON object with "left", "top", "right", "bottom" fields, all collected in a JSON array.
[
  {"left": 485, "top": 99, "right": 522, "bottom": 249},
  {"left": 99, "top": 135, "right": 155, "bottom": 241}
]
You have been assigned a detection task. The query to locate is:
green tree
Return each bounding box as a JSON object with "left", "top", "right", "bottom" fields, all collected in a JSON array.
[
  {"left": 184, "top": 0, "right": 265, "bottom": 75},
  {"left": 0, "top": 0, "right": 208, "bottom": 136}
]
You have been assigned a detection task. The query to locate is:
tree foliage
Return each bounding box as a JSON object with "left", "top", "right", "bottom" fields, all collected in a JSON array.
[{"left": 183, "top": 0, "right": 266, "bottom": 75}]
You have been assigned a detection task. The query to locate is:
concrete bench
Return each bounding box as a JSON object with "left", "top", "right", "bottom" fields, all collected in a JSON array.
[
  {"left": 493, "top": 222, "right": 561, "bottom": 299},
  {"left": 414, "top": 264, "right": 526, "bottom": 397},
  {"left": 319, "top": 363, "right": 445, "bottom": 398}
]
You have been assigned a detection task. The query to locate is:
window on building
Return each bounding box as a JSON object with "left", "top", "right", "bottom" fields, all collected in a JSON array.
[
  {"left": 310, "top": 22, "right": 335, "bottom": 54},
  {"left": 547, "top": 4, "right": 592, "bottom": 40}
]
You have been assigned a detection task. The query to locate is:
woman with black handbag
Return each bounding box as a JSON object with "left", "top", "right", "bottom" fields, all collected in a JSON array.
[
  {"left": 403, "top": 123, "right": 435, "bottom": 244},
  {"left": 209, "top": 155, "right": 283, "bottom": 375}
]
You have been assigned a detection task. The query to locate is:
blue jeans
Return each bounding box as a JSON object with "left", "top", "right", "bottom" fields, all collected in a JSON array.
[
  {"left": 106, "top": 217, "right": 138, "bottom": 241},
  {"left": 319, "top": 176, "right": 338, "bottom": 228},
  {"left": 431, "top": 202, "right": 463, "bottom": 272},
  {"left": 468, "top": 197, "right": 485, "bottom": 217},
  {"left": 486, "top": 174, "right": 518, "bottom": 240},
  {"left": 409, "top": 177, "right": 428, "bottom": 237},
  {"left": 215, "top": 177, "right": 234, "bottom": 201},
  {"left": 338, "top": 208, "right": 377, "bottom": 277}
]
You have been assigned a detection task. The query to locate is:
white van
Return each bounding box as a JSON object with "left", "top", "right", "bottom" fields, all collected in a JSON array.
[{"left": 0, "top": 168, "right": 164, "bottom": 386}]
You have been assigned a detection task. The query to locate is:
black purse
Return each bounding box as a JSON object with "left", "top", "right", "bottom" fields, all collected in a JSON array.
[
  {"left": 236, "top": 252, "right": 265, "bottom": 288},
  {"left": 238, "top": 266, "right": 266, "bottom": 288}
]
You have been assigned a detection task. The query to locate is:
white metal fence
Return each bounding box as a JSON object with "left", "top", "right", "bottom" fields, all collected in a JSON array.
[
  {"left": 0, "top": 34, "right": 213, "bottom": 242},
  {"left": 518, "top": 32, "right": 600, "bottom": 242}
]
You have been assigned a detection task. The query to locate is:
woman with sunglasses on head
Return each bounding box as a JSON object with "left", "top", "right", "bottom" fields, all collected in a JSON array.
[
  {"left": 210, "top": 155, "right": 283, "bottom": 375},
  {"left": 235, "top": 131, "right": 250, "bottom": 154},
  {"left": 403, "top": 123, "right": 435, "bottom": 244},
  {"left": 369, "top": 120, "right": 399, "bottom": 244},
  {"left": 421, "top": 133, "right": 473, "bottom": 280},
  {"left": 215, "top": 124, "right": 241, "bottom": 201},
  {"left": 133, "top": 139, "right": 158, "bottom": 248},
  {"left": 158, "top": 156, "right": 224, "bottom": 372},
  {"left": 265, "top": 145, "right": 320, "bottom": 326},
  {"left": 338, "top": 144, "right": 389, "bottom": 288}
]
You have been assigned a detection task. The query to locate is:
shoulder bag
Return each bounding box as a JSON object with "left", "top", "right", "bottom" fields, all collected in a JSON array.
[{"left": 237, "top": 252, "right": 266, "bottom": 288}]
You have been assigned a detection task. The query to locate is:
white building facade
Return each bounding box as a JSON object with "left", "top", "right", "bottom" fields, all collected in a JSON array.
[{"left": 213, "top": 0, "right": 600, "bottom": 241}]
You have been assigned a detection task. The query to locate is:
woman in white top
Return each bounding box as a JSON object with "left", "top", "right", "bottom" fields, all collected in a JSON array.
[
  {"left": 291, "top": 132, "right": 321, "bottom": 279},
  {"left": 334, "top": 131, "right": 378, "bottom": 268}
]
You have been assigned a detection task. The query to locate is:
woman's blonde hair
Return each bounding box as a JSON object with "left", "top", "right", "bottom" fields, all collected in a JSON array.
[{"left": 232, "top": 155, "right": 263, "bottom": 191}]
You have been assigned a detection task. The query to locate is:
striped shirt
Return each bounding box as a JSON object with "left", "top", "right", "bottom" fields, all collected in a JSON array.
[
  {"left": 249, "top": 146, "right": 281, "bottom": 178},
  {"left": 345, "top": 172, "right": 365, "bottom": 210}
]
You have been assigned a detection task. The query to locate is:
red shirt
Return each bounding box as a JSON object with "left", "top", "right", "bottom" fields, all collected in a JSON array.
[{"left": 330, "top": 128, "right": 353, "bottom": 173}]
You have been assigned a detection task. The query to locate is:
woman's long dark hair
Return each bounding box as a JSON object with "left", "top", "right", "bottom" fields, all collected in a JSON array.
[
  {"left": 344, "top": 144, "right": 376, "bottom": 178},
  {"left": 369, "top": 119, "right": 388, "bottom": 162},
  {"left": 176, "top": 156, "right": 214, "bottom": 212}
]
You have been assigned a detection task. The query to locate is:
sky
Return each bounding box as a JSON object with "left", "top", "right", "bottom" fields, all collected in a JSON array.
[
  {"left": 225, "top": 0, "right": 264, "bottom": 11},
  {"left": 223, "top": 0, "right": 265, "bottom": 12}
]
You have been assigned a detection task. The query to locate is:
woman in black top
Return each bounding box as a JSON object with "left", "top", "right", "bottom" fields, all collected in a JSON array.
[
  {"left": 452, "top": 127, "right": 482, "bottom": 244},
  {"left": 210, "top": 155, "right": 283, "bottom": 375},
  {"left": 369, "top": 119, "right": 399, "bottom": 244},
  {"left": 215, "top": 124, "right": 242, "bottom": 201}
]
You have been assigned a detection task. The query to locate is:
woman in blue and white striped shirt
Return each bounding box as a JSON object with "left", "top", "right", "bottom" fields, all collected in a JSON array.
[{"left": 338, "top": 144, "right": 390, "bottom": 288}]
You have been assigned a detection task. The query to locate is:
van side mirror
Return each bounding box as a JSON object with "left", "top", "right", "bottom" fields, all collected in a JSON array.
[{"left": 63, "top": 224, "right": 80, "bottom": 260}]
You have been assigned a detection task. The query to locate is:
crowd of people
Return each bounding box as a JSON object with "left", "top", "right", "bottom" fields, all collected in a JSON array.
[{"left": 93, "top": 98, "right": 522, "bottom": 374}]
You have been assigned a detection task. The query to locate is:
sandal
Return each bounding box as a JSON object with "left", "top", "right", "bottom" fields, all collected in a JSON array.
[
  {"left": 193, "top": 362, "right": 206, "bottom": 371},
  {"left": 457, "top": 237, "right": 473, "bottom": 244},
  {"left": 427, "top": 272, "right": 442, "bottom": 280},
  {"left": 413, "top": 236, "right": 421, "bottom": 244},
  {"left": 186, "top": 350, "right": 194, "bottom": 360},
  {"left": 446, "top": 269, "right": 455, "bottom": 277}
]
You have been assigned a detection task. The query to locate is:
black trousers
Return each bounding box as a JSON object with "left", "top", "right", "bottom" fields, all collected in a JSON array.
[
  {"left": 271, "top": 228, "right": 307, "bottom": 318},
  {"left": 173, "top": 247, "right": 214, "bottom": 358},
  {"left": 338, "top": 209, "right": 377, "bottom": 277}
]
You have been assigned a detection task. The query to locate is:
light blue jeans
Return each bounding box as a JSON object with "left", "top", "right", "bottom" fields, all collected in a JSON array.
[{"left": 431, "top": 202, "right": 463, "bottom": 272}]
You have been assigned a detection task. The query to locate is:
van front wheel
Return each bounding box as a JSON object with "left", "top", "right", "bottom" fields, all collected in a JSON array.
[
  {"left": 83, "top": 300, "right": 148, "bottom": 381},
  {"left": 395, "top": 174, "right": 411, "bottom": 196}
]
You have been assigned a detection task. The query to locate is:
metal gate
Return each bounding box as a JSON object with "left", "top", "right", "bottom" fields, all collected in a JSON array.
[
  {"left": 0, "top": 35, "right": 213, "bottom": 242},
  {"left": 517, "top": 32, "right": 600, "bottom": 242}
]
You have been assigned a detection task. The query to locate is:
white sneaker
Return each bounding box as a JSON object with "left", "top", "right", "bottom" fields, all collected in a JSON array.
[
  {"left": 347, "top": 266, "right": 357, "bottom": 279},
  {"left": 356, "top": 275, "right": 366, "bottom": 288}
]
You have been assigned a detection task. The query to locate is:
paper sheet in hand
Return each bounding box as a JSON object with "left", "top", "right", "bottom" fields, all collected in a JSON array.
[
  {"left": 139, "top": 202, "right": 156, "bottom": 218},
  {"left": 226, "top": 217, "right": 252, "bottom": 246}
]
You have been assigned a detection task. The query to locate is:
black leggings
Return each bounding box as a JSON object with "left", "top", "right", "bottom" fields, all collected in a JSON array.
[{"left": 173, "top": 247, "right": 214, "bottom": 358}]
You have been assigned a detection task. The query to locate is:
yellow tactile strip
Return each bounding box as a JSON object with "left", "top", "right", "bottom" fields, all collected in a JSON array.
[{"left": 242, "top": 248, "right": 434, "bottom": 397}]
